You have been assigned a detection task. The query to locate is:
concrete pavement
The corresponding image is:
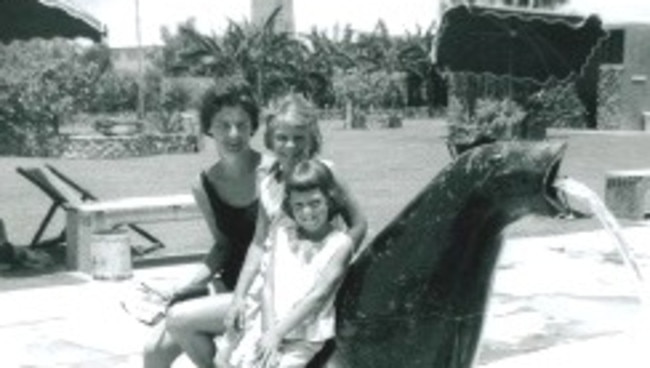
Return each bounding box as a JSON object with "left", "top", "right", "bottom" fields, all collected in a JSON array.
[{"left": 2, "top": 225, "right": 650, "bottom": 367}]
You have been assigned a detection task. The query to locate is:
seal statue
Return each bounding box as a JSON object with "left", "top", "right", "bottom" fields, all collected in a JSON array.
[{"left": 311, "top": 141, "right": 569, "bottom": 368}]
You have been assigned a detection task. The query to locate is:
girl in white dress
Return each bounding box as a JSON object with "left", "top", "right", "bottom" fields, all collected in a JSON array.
[
  {"left": 218, "top": 93, "right": 367, "bottom": 367},
  {"left": 219, "top": 159, "right": 353, "bottom": 367}
]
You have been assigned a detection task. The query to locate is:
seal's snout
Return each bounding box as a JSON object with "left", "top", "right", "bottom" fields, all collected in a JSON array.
[{"left": 543, "top": 142, "right": 571, "bottom": 215}]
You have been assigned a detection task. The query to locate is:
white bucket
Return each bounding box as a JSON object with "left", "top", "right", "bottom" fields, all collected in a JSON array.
[{"left": 91, "top": 229, "right": 133, "bottom": 280}]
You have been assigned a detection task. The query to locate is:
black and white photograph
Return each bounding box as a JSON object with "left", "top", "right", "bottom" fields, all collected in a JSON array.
[{"left": 2, "top": 0, "right": 650, "bottom": 367}]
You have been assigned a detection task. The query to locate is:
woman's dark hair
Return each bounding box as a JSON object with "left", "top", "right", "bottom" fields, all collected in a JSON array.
[
  {"left": 282, "top": 160, "right": 344, "bottom": 221},
  {"left": 199, "top": 82, "right": 259, "bottom": 136}
]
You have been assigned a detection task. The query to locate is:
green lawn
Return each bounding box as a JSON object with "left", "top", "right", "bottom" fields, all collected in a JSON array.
[{"left": 1, "top": 119, "right": 650, "bottom": 260}]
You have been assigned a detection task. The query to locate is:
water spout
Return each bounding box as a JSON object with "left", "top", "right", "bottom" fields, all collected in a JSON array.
[
  {"left": 556, "top": 177, "right": 650, "bottom": 367},
  {"left": 555, "top": 177, "right": 645, "bottom": 289}
]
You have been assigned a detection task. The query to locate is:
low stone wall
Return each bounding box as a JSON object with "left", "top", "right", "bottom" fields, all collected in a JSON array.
[
  {"left": 316, "top": 107, "right": 431, "bottom": 121},
  {"left": 60, "top": 134, "right": 199, "bottom": 159}
]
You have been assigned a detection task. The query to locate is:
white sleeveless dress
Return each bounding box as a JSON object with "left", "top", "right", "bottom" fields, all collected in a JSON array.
[{"left": 219, "top": 161, "right": 349, "bottom": 368}]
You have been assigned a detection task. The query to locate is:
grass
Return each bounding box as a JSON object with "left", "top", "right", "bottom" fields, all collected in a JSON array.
[{"left": 2, "top": 119, "right": 650, "bottom": 262}]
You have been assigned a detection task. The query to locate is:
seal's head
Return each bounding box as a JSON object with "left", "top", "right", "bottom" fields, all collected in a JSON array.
[{"left": 450, "top": 141, "right": 569, "bottom": 221}]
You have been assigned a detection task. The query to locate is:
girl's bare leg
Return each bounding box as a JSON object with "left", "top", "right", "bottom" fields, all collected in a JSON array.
[
  {"left": 143, "top": 321, "right": 182, "bottom": 368},
  {"left": 166, "top": 293, "right": 232, "bottom": 368}
]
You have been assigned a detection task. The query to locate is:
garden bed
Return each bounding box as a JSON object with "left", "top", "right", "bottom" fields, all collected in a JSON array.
[{"left": 59, "top": 134, "right": 200, "bottom": 159}]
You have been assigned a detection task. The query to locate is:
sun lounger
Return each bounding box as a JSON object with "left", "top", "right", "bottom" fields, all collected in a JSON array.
[{"left": 16, "top": 165, "right": 165, "bottom": 255}]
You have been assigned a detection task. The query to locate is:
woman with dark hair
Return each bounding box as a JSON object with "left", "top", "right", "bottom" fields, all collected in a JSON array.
[{"left": 143, "top": 82, "right": 272, "bottom": 368}]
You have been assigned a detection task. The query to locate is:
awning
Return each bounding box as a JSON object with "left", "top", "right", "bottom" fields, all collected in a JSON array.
[
  {"left": 434, "top": 5, "right": 607, "bottom": 84},
  {"left": 0, "top": 0, "right": 105, "bottom": 43}
]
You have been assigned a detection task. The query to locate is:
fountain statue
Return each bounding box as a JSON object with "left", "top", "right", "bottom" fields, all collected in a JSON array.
[{"left": 309, "top": 141, "right": 570, "bottom": 368}]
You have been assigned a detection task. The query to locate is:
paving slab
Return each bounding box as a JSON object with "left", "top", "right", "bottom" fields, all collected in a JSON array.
[{"left": 1, "top": 225, "right": 650, "bottom": 367}]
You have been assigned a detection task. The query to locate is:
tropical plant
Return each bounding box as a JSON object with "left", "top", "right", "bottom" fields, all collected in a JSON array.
[
  {"left": 155, "top": 13, "right": 449, "bottom": 119},
  {"left": 448, "top": 97, "right": 527, "bottom": 144},
  {"left": 171, "top": 7, "right": 301, "bottom": 104},
  {"left": 524, "top": 80, "right": 587, "bottom": 131},
  {"left": 87, "top": 70, "right": 139, "bottom": 113},
  {"left": 399, "top": 23, "right": 446, "bottom": 110},
  {"left": 298, "top": 27, "right": 356, "bottom": 106},
  {"left": 0, "top": 39, "right": 105, "bottom": 155}
]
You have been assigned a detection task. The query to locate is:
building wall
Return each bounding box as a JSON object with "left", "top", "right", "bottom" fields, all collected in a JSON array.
[
  {"left": 621, "top": 24, "right": 650, "bottom": 130},
  {"left": 110, "top": 46, "right": 161, "bottom": 73},
  {"left": 599, "top": 24, "right": 650, "bottom": 130},
  {"left": 251, "top": 0, "right": 294, "bottom": 34}
]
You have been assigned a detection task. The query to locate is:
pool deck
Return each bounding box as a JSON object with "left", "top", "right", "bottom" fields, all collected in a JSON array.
[{"left": 2, "top": 225, "right": 650, "bottom": 367}]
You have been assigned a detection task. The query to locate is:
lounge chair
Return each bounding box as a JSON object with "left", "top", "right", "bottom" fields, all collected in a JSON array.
[{"left": 16, "top": 165, "right": 165, "bottom": 256}]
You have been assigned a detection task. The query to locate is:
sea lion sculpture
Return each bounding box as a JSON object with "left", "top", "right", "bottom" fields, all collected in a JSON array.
[{"left": 317, "top": 141, "right": 569, "bottom": 368}]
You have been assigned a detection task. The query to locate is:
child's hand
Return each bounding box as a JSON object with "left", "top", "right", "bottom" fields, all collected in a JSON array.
[
  {"left": 225, "top": 297, "right": 245, "bottom": 331},
  {"left": 255, "top": 330, "right": 281, "bottom": 367},
  {"left": 136, "top": 281, "right": 173, "bottom": 303}
]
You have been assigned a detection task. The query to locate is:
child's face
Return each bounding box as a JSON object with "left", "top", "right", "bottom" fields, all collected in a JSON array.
[
  {"left": 288, "top": 188, "right": 329, "bottom": 235},
  {"left": 272, "top": 123, "right": 312, "bottom": 170},
  {"left": 209, "top": 105, "right": 253, "bottom": 156}
]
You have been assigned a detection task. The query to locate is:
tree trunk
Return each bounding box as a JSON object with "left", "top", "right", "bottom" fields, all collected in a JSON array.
[
  {"left": 344, "top": 99, "right": 353, "bottom": 129},
  {"left": 257, "top": 68, "right": 264, "bottom": 103}
]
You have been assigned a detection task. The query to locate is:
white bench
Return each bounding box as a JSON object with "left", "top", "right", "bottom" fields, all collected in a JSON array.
[
  {"left": 66, "top": 194, "right": 202, "bottom": 272},
  {"left": 605, "top": 169, "right": 650, "bottom": 220}
]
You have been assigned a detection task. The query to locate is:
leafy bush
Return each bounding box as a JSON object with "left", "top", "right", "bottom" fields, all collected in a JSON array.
[
  {"left": 448, "top": 97, "right": 526, "bottom": 144},
  {"left": 332, "top": 69, "right": 406, "bottom": 110},
  {"left": 525, "top": 82, "right": 587, "bottom": 130},
  {"left": 145, "top": 75, "right": 195, "bottom": 133},
  {"left": 87, "top": 70, "right": 139, "bottom": 113},
  {"left": 0, "top": 40, "right": 105, "bottom": 155}
]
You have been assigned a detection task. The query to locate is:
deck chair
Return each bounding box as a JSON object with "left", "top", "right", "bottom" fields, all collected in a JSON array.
[{"left": 16, "top": 165, "right": 165, "bottom": 256}]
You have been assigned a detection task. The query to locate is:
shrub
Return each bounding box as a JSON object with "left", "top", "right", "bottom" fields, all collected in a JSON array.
[
  {"left": 87, "top": 70, "right": 139, "bottom": 113},
  {"left": 448, "top": 97, "right": 526, "bottom": 144},
  {"left": 146, "top": 77, "right": 194, "bottom": 133},
  {"left": 525, "top": 82, "right": 587, "bottom": 130},
  {"left": 0, "top": 40, "right": 105, "bottom": 155}
]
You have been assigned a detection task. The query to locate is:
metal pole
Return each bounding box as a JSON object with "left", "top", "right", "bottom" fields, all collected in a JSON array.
[{"left": 135, "top": 0, "right": 145, "bottom": 119}]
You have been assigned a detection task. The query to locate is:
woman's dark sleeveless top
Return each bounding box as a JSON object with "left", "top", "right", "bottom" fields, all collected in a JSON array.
[{"left": 200, "top": 172, "right": 258, "bottom": 290}]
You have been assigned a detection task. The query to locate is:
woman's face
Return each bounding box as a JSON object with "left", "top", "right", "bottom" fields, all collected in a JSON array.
[
  {"left": 209, "top": 105, "right": 253, "bottom": 156},
  {"left": 271, "top": 123, "right": 313, "bottom": 170},
  {"left": 289, "top": 188, "right": 329, "bottom": 235}
]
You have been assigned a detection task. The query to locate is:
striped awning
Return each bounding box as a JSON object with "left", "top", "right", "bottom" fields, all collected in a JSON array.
[
  {"left": 434, "top": 5, "right": 607, "bottom": 84},
  {"left": 0, "top": 0, "right": 105, "bottom": 43}
]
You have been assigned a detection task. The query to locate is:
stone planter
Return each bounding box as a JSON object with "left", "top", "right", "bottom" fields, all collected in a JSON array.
[{"left": 94, "top": 119, "right": 144, "bottom": 136}]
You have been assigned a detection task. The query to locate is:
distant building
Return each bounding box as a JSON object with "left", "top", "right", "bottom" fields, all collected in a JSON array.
[
  {"left": 251, "top": 0, "right": 294, "bottom": 34},
  {"left": 110, "top": 46, "right": 161, "bottom": 73},
  {"left": 596, "top": 23, "right": 650, "bottom": 130}
]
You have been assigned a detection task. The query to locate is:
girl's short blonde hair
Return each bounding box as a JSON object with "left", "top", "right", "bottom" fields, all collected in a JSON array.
[{"left": 263, "top": 93, "right": 322, "bottom": 157}]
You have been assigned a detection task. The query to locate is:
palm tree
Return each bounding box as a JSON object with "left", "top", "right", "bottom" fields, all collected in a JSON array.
[
  {"left": 299, "top": 27, "right": 357, "bottom": 106},
  {"left": 398, "top": 23, "right": 448, "bottom": 111},
  {"left": 173, "top": 7, "right": 299, "bottom": 104}
]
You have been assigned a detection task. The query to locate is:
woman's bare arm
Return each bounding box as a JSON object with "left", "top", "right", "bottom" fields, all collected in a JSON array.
[
  {"left": 261, "top": 230, "right": 276, "bottom": 331},
  {"left": 331, "top": 166, "right": 368, "bottom": 250}
]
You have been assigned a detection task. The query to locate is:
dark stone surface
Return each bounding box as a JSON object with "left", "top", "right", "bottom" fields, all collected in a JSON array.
[{"left": 320, "top": 141, "right": 568, "bottom": 368}]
